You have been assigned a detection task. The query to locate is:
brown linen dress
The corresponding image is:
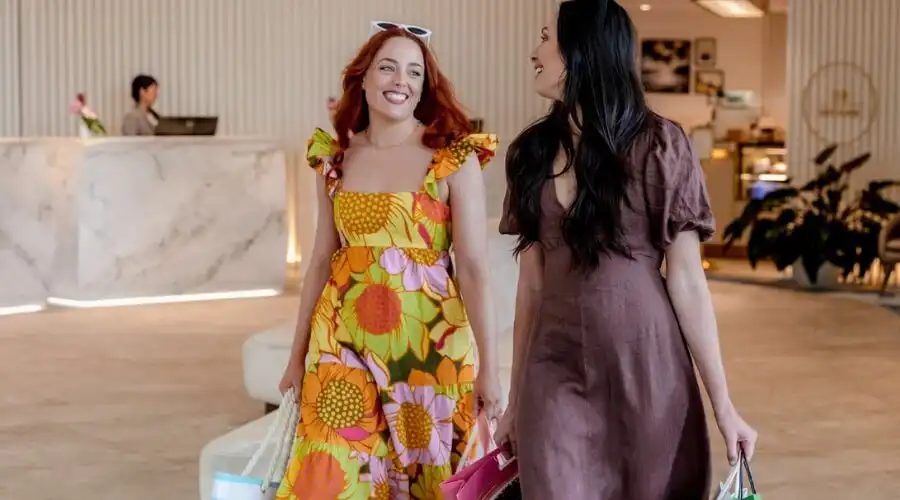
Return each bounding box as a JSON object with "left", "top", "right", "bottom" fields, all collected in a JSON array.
[{"left": 499, "top": 116, "right": 714, "bottom": 500}]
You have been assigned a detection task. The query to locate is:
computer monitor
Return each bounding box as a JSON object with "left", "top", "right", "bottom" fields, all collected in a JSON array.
[{"left": 154, "top": 116, "right": 219, "bottom": 136}]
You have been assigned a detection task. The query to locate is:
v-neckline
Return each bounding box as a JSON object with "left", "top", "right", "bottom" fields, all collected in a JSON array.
[{"left": 550, "top": 175, "right": 573, "bottom": 212}]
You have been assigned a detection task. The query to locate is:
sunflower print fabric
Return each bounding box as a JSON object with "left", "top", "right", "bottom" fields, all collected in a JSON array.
[{"left": 277, "top": 128, "right": 499, "bottom": 500}]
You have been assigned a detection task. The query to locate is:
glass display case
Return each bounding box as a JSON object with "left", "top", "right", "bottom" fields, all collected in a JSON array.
[{"left": 734, "top": 141, "right": 788, "bottom": 201}]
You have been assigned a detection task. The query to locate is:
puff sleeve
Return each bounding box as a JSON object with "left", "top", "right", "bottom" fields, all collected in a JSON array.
[
  {"left": 644, "top": 119, "right": 715, "bottom": 248},
  {"left": 424, "top": 133, "right": 498, "bottom": 200},
  {"left": 306, "top": 127, "right": 341, "bottom": 198}
]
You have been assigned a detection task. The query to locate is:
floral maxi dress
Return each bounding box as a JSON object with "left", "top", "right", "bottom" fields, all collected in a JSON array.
[{"left": 276, "top": 128, "right": 499, "bottom": 500}]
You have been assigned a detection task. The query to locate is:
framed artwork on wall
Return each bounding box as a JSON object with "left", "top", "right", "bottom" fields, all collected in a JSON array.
[
  {"left": 694, "top": 37, "right": 717, "bottom": 68},
  {"left": 694, "top": 69, "right": 725, "bottom": 95},
  {"left": 640, "top": 39, "right": 692, "bottom": 94}
]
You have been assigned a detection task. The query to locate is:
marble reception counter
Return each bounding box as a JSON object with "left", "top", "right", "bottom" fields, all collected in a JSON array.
[{"left": 0, "top": 137, "right": 288, "bottom": 309}]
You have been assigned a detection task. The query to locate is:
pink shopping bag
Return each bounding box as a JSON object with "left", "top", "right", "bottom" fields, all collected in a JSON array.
[{"left": 440, "top": 417, "right": 520, "bottom": 500}]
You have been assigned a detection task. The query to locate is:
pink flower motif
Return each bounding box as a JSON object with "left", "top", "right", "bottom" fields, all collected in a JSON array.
[
  {"left": 319, "top": 347, "right": 367, "bottom": 371},
  {"left": 366, "top": 456, "right": 410, "bottom": 499},
  {"left": 379, "top": 247, "right": 450, "bottom": 297},
  {"left": 383, "top": 383, "right": 455, "bottom": 467}
]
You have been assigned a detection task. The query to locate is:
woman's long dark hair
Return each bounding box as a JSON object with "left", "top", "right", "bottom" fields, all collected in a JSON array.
[
  {"left": 506, "top": 0, "right": 650, "bottom": 271},
  {"left": 131, "top": 74, "right": 160, "bottom": 120}
]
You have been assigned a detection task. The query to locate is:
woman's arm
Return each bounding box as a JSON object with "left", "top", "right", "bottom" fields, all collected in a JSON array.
[
  {"left": 288, "top": 175, "right": 341, "bottom": 363},
  {"left": 507, "top": 243, "right": 543, "bottom": 408},
  {"left": 664, "top": 230, "right": 732, "bottom": 414},
  {"left": 446, "top": 154, "right": 499, "bottom": 377}
]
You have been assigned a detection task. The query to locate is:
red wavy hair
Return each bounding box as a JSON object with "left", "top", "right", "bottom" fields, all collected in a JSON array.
[{"left": 332, "top": 28, "right": 471, "bottom": 150}]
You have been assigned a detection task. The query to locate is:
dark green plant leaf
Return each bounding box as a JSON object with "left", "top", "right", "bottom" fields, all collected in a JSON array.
[
  {"left": 867, "top": 180, "right": 900, "bottom": 193},
  {"left": 814, "top": 144, "right": 838, "bottom": 165},
  {"left": 775, "top": 208, "right": 797, "bottom": 226},
  {"left": 839, "top": 153, "right": 872, "bottom": 173},
  {"left": 746, "top": 219, "right": 779, "bottom": 268}
]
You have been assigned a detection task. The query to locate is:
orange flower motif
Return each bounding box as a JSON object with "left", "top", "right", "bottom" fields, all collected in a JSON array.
[
  {"left": 290, "top": 451, "right": 346, "bottom": 500},
  {"left": 412, "top": 192, "right": 450, "bottom": 225},
  {"left": 300, "top": 363, "right": 385, "bottom": 454},
  {"left": 408, "top": 357, "right": 475, "bottom": 387},
  {"left": 453, "top": 392, "right": 477, "bottom": 460},
  {"left": 331, "top": 246, "right": 375, "bottom": 289},
  {"left": 429, "top": 148, "right": 458, "bottom": 180}
]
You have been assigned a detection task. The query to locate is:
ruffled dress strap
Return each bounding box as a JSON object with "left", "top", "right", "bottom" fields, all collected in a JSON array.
[
  {"left": 422, "top": 133, "right": 499, "bottom": 200},
  {"left": 306, "top": 127, "right": 342, "bottom": 198}
]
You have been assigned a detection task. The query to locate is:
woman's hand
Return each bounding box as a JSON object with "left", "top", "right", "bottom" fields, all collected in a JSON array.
[
  {"left": 715, "top": 405, "right": 758, "bottom": 465},
  {"left": 493, "top": 403, "right": 517, "bottom": 455},
  {"left": 278, "top": 354, "right": 304, "bottom": 396},
  {"left": 475, "top": 369, "right": 503, "bottom": 421}
]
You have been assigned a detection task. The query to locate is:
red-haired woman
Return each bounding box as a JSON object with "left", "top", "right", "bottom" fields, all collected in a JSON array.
[{"left": 277, "top": 26, "right": 502, "bottom": 499}]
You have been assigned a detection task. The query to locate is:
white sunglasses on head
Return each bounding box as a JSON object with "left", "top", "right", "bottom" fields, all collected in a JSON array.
[{"left": 369, "top": 20, "right": 432, "bottom": 45}]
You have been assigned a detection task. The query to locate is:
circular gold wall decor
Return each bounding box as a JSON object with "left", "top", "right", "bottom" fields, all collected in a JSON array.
[{"left": 800, "top": 61, "right": 878, "bottom": 145}]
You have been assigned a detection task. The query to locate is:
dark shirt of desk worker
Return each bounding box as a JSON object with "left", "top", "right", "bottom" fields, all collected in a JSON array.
[{"left": 121, "top": 74, "right": 161, "bottom": 136}]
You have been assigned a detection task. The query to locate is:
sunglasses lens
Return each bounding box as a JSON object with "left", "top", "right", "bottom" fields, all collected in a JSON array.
[
  {"left": 406, "top": 26, "right": 428, "bottom": 36},
  {"left": 377, "top": 22, "right": 399, "bottom": 30}
]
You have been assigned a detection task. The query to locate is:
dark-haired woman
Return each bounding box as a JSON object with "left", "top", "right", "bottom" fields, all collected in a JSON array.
[
  {"left": 276, "top": 27, "right": 502, "bottom": 498},
  {"left": 121, "top": 74, "right": 160, "bottom": 136},
  {"left": 493, "top": 1, "right": 758, "bottom": 498}
]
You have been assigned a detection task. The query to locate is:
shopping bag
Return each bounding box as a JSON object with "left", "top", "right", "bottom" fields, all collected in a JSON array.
[
  {"left": 211, "top": 388, "right": 299, "bottom": 500},
  {"left": 440, "top": 416, "right": 521, "bottom": 500},
  {"left": 714, "top": 450, "right": 760, "bottom": 500}
]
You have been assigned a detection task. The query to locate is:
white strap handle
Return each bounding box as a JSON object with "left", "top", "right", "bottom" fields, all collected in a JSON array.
[
  {"left": 714, "top": 461, "right": 742, "bottom": 500},
  {"left": 241, "top": 388, "right": 299, "bottom": 493}
]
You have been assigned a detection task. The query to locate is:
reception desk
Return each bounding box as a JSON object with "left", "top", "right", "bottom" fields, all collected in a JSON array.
[{"left": 0, "top": 137, "right": 288, "bottom": 309}]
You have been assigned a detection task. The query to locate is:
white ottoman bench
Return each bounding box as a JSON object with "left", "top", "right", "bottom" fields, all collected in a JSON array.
[
  {"left": 242, "top": 322, "right": 295, "bottom": 412},
  {"left": 198, "top": 411, "right": 279, "bottom": 500}
]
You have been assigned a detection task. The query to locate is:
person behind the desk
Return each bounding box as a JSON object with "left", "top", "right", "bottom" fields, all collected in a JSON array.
[{"left": 121, "top": 74, "right": 160, "bottom": 136}]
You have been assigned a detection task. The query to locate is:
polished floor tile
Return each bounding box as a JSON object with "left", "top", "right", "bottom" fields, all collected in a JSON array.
[{"left": 1, "top": 281, "right": 899, "bottom": 499}]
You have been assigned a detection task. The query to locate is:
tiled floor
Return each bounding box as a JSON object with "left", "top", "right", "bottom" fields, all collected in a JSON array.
[{"left": 2, "top": 280, "right": 900, "bottom": 499}]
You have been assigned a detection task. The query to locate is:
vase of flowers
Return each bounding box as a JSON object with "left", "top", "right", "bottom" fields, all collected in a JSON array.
[{"left": 70, "top": 93, "right": 107, "bottom": 137}]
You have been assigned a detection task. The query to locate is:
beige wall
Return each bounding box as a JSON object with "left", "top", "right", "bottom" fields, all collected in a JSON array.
[
  {"left": 625, "top": 6, "right": 787, "bottom": 130},
  {"left": 788, "top": 0, "right": 900, "bottom": 186},
  {"left": 0, "top": 0, "right": 794, "bottom": 223},
  {"left": 2, "top": 0, "right": 553, "bottom": 142}
]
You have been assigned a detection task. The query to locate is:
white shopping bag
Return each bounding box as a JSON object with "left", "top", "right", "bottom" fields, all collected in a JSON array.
[
  {"left": 714, "top": 451, "right": 757, "bottom": 500},
  {"left": 211, "top": 389, "right": 299, "bottom": 500}
]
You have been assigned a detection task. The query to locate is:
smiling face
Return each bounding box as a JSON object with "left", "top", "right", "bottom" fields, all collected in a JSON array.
[
  {"left": 363, "top": 36, "right": 425, "bottom": 123},
  {"left": 531, "top": 11, "right": 567, "bottom": 101}
]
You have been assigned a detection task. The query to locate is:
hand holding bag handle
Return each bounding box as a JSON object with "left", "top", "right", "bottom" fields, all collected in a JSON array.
[
  {"left": 241, "top": 387, "right": 299, "bottom": 493},
  {"left": 455, "top": 414, "right": 514, "bottom": 474},
  {"left": 735, "top": 450, "right": 760, "bottom": 500}
]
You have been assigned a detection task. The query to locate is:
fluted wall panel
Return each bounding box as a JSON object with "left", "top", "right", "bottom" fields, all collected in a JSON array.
[
  {"left": 0, "top": 0, "right": 20, "bottom": 136},
  {"left": 15, "top": 0, "right": 551, "bottom": 144},
  {"left": 788, "top": 0, "right": 900, "bottom": 188}
]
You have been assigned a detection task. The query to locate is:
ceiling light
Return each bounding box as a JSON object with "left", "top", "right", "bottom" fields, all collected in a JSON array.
[
  {"left": 639, "top": 3, "right": 652, "bottom": 11},
  {"left": 692, "top": 0, "right": 765, "bottom": 18}
]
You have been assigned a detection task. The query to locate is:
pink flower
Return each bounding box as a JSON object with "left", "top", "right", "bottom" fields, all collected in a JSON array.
[
  {"left": 383, "top": 383, "right": 455, "bottom": 467},
  {"left": 69, "top": 100, "right": 83, "bottom": 115},
  {"left": 319, "top": 347, "right": 367, "bottom": 371},
  {"left": 365, "top": 456, "right": 410, "bottom": 499},
  {"left": 379, "top": 247, "right": 450, "bottom": 297}
]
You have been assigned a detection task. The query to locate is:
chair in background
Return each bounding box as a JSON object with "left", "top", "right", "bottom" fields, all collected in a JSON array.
[{"left": 878, "top": 214, "right": 900, "bottom": 295}]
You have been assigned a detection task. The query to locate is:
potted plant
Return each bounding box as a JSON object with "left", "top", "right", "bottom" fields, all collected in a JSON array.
[{"left": 722, "top": 144, "right": 900, "bottom": 286}]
